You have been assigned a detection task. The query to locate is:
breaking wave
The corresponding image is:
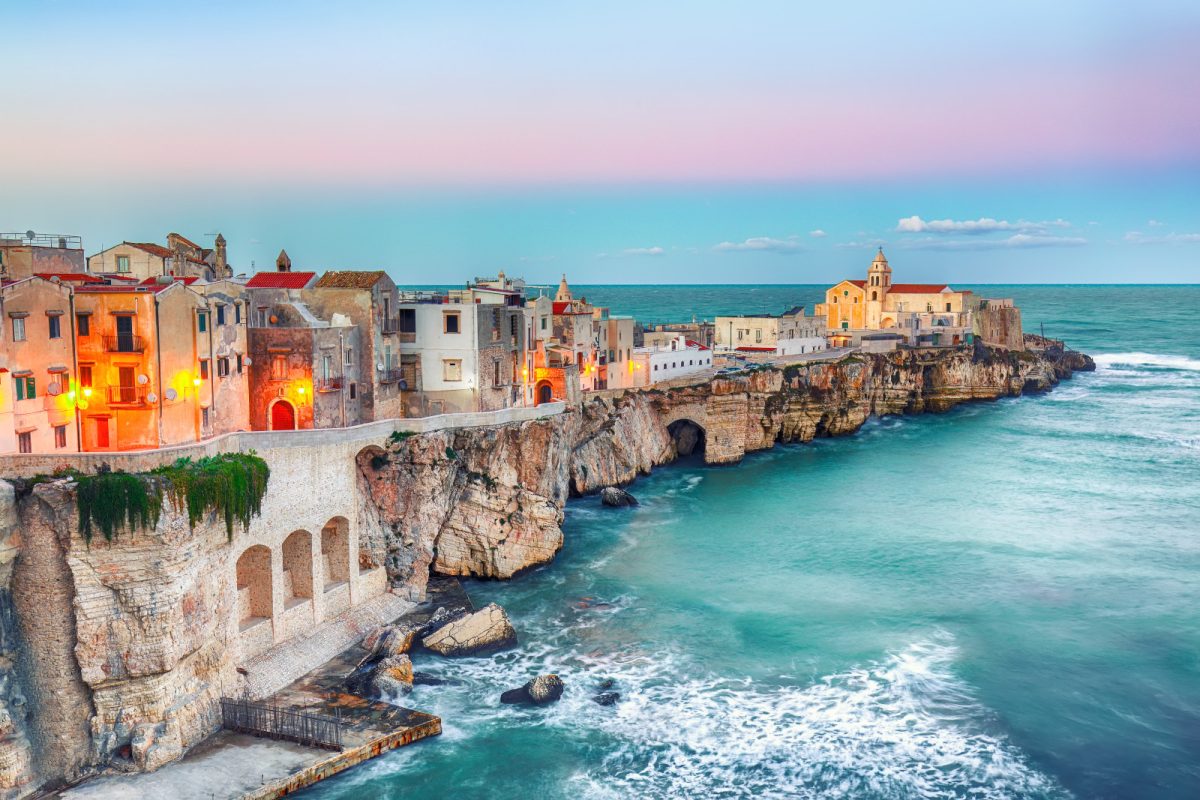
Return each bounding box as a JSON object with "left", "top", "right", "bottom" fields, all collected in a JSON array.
[{"left": 1092, "top": 352, "right": 1200, "bottom": 372}]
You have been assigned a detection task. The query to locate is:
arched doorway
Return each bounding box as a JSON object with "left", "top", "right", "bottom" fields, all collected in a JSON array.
[
  {"left": 667, "top": 419, "right": 706, "bottom": 459},
  {"left": 535, "top": 380, "right": 553, "bottom": 405},
  {"left": 235, "top": 545, "right": 273, "bottom": 631},
  {"left": 270, "top": 399, "right": 296, "bottom": 430}
]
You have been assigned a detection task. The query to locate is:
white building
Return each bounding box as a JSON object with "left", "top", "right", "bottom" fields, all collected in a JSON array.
[
  {"left": 714, "top": 306, "right": 827, "bottom": 356},
  {"left": 633, "top": 334, "right": 712, "bottom": 384}
]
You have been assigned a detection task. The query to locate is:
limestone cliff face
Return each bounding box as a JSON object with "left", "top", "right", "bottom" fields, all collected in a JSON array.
[{"left": 356, "top": 345, "right": 1094, "bottom": 596}]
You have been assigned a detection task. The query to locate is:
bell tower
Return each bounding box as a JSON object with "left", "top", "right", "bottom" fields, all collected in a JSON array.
[{"left": 865, "top": 248, "right": 891, "bottom": 328}]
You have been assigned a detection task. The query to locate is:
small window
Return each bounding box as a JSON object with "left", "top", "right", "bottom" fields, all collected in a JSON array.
[
  {"left": 493, "top": 359, "right": 502, "bottom": 387},
  {"left": 843, "top": 290, "right": 849, "bottom": 297},
  {"left": 234, "top": 303, "right": 242, "bottom": 324},
  {"left": 76, "top": 314, "right": 90, "bottom": 336},
  {"left": 272, "top": 354, "right": 287, "bottom": 380},
  {"left": 946, "top": 302, "right": 952, "bottom": 312},
  {"left": 197, "top": 312, "right": 207, "bottom": 333},
  {"left": 236, "top": 354, "right": 244, "bottom": 374},
  {"left": 49, "top": 315, "right": 61, "bottom": 339},
  {"left": 443, "top": 311, "right": 461, "bottom": 334},
  {"left": 349, "top": 382, "right": 357, "bottom": 400},
  {"left": 202, "top": 407, "right": 211, "bottom": 429},
  {"left": 443, "top": 358, "right": 463, "bottom": 381},
  {"left": 345, "top": 347, "right": 353, "bottom": 365},
  {"left": 12, "top": 317, "right": 26, "bottom": 341},
  {"left": 216, "top": 305, "right": 226, "bottom": 326},
  {"left": 116, "top": 254, "right": 131, "bottom": 273},
  {"left": 217, "top": 357, "right": 230, "bottom": 377},
  {"left": 18, "top": 432, "right": 31, "bottom": 454},
  {"left": 55, "top": 425, "right": 67, "bottom": 449},
  {"left": 540, "top": 317, "right": 547, "bottom": 331},
  {"left": 16, "top": 376, "right": 35, "bottom": 400},
  {"left": 199, "top": 359, "right": 210, "bottom": 379},
  {"left": 79, "top": 365, "right": 93, "bottom": 387},
  {"left": 398, "top": 308, "right": 416, "bottom": 333}
]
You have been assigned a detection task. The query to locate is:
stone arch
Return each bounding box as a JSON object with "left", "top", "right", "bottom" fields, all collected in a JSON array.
[
  {"left": 235, "top": 545, "right": 273, "bottom": 631},
  {"left": 281, "top": 530, "right": 314, "bottom": 606},
  {"left": 320, "top": 517, "right": 351, "bottom": 590},
  {"left": 535, "top": 380, "right": 553, "bottom": 405},
  {"left": 667, "top": 418, "right": 706, "bottom": 458},
  {"left": 881, "top": 316, "right": 896, "bottom": 328},
  {"left": 269, "top": 398, "right": 296, "bottom": 430}
]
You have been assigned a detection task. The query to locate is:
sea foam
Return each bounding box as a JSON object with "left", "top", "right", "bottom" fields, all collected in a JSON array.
[{"left": 1092, "top": 352, "right": 1200, "bottom": 372}]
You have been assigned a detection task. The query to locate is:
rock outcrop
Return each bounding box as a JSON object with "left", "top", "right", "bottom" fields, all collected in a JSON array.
[
  {"left": 600, "top": 487, "right": 638, "bottom": 507},
  {"left": 421, "top": 603, "right": 517, "bottom": 657},
  {"left": 500, "top": 674, "right": 564, "bottom": 706}
]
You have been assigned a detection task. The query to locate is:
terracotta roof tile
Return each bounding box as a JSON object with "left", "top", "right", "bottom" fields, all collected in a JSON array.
[
  {"left": 314, "top": 270, "right": 388, "bottom": 289},
  {"left": 127, "top": 242, "right": 174, "bottom": 259},
  {"left": 35, "top": 272, "right": 103, "bottom": 283},
  {"left": 246, "top": 271, "right": 317, "bottom": 289},
  {"left": 888, "top": 283, "right": 954, "bottom": 293}
]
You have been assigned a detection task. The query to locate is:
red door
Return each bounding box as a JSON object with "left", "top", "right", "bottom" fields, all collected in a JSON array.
[
  {"left": 94, "top": 418, "right": 110, "bottom": 448},
  {"left": 270, "top": 400, "right": 295, "bottom": 430}
]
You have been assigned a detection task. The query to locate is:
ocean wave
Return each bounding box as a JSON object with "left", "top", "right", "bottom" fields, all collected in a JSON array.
[
  {"left": 1092, "top": 352, "right": 1200, "bottom": 372},
  {"left": 561, "top": 638, "right": 1067, "bottom": 800}
]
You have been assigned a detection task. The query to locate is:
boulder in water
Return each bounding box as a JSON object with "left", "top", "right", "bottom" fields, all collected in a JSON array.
[
  {"left": 593, "top": 691, "right": 620, "bottom": 706},
  {"left": 501, "top": 674, "right": 565, "bottom": 705},
  {"left": 371, "top": 654, "right": 414, "bottom": 697},
  {"left": 600, "top": 486, "right": 638, "bottom": 507},
  {"left": 422, "top": 602, "right": 517, "bottom": 656}
]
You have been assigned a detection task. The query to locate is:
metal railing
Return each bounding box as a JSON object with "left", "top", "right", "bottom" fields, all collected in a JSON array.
[
  {"left": 107, "top": 386, "right": 146, "bottom": 405},
  {"left": 0, "top": 232, "right": 83, "bottom": 249},
  {"left": 104, "top": 334, "right": 144, "bottom": 353},
  {"left": 315, "top": 376, "right": 344, "bottom": 392},
  {"left": 220, "top": 697, "right": 344, "bottom": 751}
]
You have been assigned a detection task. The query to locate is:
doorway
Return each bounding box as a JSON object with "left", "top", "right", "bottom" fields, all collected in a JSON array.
[{"left": 270, "top": 399, "right": 296, "bottom": 430}]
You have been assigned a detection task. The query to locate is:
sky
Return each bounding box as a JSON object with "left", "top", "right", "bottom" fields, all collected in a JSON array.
[{"left": 3, "top": 0, "right": 1199, "bottom": 283}]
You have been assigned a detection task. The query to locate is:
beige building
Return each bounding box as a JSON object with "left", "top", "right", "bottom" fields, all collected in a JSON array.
[
  {"left": 89, "top": 232, "right": 232, "bottom": 282},
  {"left": 0, "top": 276, "right": 80, "bottom": 453},
  {"left": 715, "top": 306, "right": 827, "bottom": 355}
]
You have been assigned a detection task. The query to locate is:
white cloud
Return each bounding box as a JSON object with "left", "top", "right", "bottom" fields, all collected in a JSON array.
[
  {"left": 898, "top": 234, "right": 1086, "bottom": 251},
  {"left": 835, "top": 239, "right": 887, "bottom": 249},
  {"left": 621, "top": 246, "right": 665, "bottom": 256},
  {"left": 1148, "top": 219, "right": 1166, "bottom": 227},
  {"left": 713, "top": 236, "right": 802, "bottom": 253},
  {"left": 809, "top": 229, "right": 827, "bottom": 238},
  {"left": 896, "top": 216, "right": 1071, "bottom": 235},
  {"left": 1124, "top": 231, "right": 1200, "bottom": 244}
]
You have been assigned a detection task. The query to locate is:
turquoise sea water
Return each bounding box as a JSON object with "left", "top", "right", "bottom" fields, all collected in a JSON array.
[{"left": 312, "top": 285, "right": 1200, "bottom": 799}]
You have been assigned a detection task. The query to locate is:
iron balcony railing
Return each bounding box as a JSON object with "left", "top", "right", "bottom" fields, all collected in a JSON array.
[
  {"left": 107, "top": 385, "right": 147, "bottom": 405},
  {"left": 220, "top": 697, "right": 343, "bottom": 752},
  {"left": 104, "top": 334, "right": 145, "bottom": 353},
  {"left": 0, "top": 232, "right": 83, "bottom": 249},
  {"left": 315, "top": 376, "right": 344, "bottom": 392}
]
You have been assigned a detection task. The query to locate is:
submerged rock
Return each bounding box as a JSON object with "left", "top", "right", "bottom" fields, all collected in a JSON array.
[
  {"left": 593, "top": 691, "right": 620, "bottom": 706},
  {"left": 358, "top": 623, "right": 418, "bottom": 667},
  {"left": 600, "top": 486, "right": 638, "bottom": 507},
  {"left": 501, "top": 674, "right": 565, "bottom": 705},
  {"left": 422, "top": 603, "right": 517, "bottom": 656},
  {"left": 371, "top": 654, "right": 414, "bottom": 697}
]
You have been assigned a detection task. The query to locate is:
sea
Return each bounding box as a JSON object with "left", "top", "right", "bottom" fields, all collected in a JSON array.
[{"left": 309, "top": 285, "right": 1200, "bottom": 799}]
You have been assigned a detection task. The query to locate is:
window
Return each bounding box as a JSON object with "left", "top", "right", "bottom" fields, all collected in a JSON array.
[
  {"left": 197, "top": 312, "right": 207, "bottom": 333},
  {"left": 945, "top": 302, "right": 952, "bottom": 312},
  {"left": 872, "top": 291, "right": 878, "bottom": 301},
  {"left": 540, "top": 317, "right": 547, "bottom": 331},
  {"left": 843, "top": 290, "right": 849, "bottom": 296},
  {"left": 55, "top": 425, "right": 67, "bottom": 449},
  {"left": 510, "top": 315, "right": 519, "bottom": 337},
  {"left": 76, "top": 314, "right": 90, "bottom": 336},
  {"left": 216, "top": 305, "right": 226, "bottom": 326},
  {"left": 398, "top": 308, "right": 416, "bottom": 333},
  {"left": 443, "top": 311, "right": 460, "bottom": 334},
  {"left": 443, "top": 358, "right": 463, "bottom": 381},
  {"left": 322, "top": 354, "right": 332, "bottom": 380},
  {"left": 48, "top": 315, "right": 61, "bottom": 339},
  {"left": 256, "top": 307, "right": 269, "bottom": 327},
  {"left": 493, "top": 359, "right": 502, "bottom": 387},
  {"left": 217, "top": 357, "right": 230, "bottom": 377},
  {"left": 345, "top": 347, "right": 353, "bottom": 365},
  {"left": 832, "top": 297, "right": 838, "bottom": 304},
  {"left": 202, "top": 407, "right": 211, "bottom": 429},
  {"left": 15, "top": 376, "right": 35, "bottom": 400},
  {"left": 116, "top": 255, "right": 130, "bottom": 273},
  {"left": 12, "top": 317, "right": 25, "bottom": 341},
  {"left": 18, "top": 432, "right": 31, "bottom": 454},
  {"left": 272, "top": 354, "right": 287, "bottom": 380},
  {"left": 79, "top": 365, "right": 93, "bottom": 387},
  {"left": 349, "top": 382, "right": 357, "bottom": 400},
  {"left": 926, "top": 303, "right": 933, "bottom": 312},
  {"left": 755, "top": 330, "right": 762, "bottom": 343},
  {"left": 235, "top": 303, "right": 242, "bottom": 324},
  {"left": 236, "top": 354, "right": 244, "bottom": 374},
  {"left": 199, "top": 359, "right": 209, "bottom": 380}
]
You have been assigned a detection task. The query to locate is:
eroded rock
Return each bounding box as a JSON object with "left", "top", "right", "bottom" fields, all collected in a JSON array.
[
  {"left": 600, "top": 486, "right": 638, "bottom": 507},
  {"left": 500, "top": 674, "right": 564, "bottom": 705},
  {"left": 422, "top": 603, "right": 517, "bottom": 656}
]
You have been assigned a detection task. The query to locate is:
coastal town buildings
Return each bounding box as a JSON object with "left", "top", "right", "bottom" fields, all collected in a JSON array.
[
  {"left": 0, "top": 231, "right": 87, "bottom": 280},
  {"left": 714, "top": 306, "right": 827, "bottom": 356},
  {"left": 633, "top": 334, "right": 713, "bottom": 382},
  {"left": 88, "top": 232, "right": 233, "bottom": 282}
]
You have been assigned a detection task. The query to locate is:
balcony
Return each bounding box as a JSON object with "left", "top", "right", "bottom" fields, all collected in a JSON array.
[
  {"left": 381, "top": 317, "right": 399, "bottom": 334},
  {"left": 104, "top": 334, "right": 145, "bottom": 353},
  {"left": 315, "top": 376, "right": 344, "bottom": 393},
  {"left": 107, "top": 385, "right": 147, "bottom": 405}
]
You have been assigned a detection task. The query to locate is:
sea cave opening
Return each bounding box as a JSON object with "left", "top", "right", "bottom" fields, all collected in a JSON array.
[{"left": 667, "top": 419, "right": 706, "bottom": 460}]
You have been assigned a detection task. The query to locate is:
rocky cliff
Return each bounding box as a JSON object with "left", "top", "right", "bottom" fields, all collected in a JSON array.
[
  {"left": 0, "top": 343, "right": 1093, "bottom": 796},
  {"left": 357, "top": 344, "right": 1095, "bottom": 597}
]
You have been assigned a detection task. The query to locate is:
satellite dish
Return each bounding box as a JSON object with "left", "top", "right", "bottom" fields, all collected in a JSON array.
[
  {"left": 47, "top": 382, "right": 62, "bottom": 396},
  {"left": 376, "top": 363, "right": 384, "bottom": 372},
  {"left": 164, "top": 388, "right": 178, "bottom": 401},
  {"left": 146, "top": 392, "right": 158, "bottom": 403},
  {"left": 397, "top": 379, "right": 408, "bottom": 390},
  {"left": 243, "top": 356, "right": 253, "bottom": 366},
  {"left": 137, "top": 374, "right": 149, "bottom": 385}
]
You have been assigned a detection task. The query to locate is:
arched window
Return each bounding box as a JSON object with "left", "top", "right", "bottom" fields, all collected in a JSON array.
[{"left": 871, "top": 291, "right": 878, "bottom": 300}]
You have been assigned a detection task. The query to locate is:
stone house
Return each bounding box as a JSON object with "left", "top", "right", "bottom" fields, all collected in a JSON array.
[
  {"left": 88, "top": 232, "right": 231, "bottom": 282},
  {"left": 196, "top": 278, "right": 253, "bottom": 435},
  {"left": 714, "top": 306, "right": 828, "bottom": 356},
  {"left": 0, "top": 231, "right": 86, "bottom": 281},
  {"left": 245, "top": 271, "right": 363, "bottom": 431},
  {"left": 304, "top": 270, "right": 406, "bottom": 421},
  {"left": 0, "top": 275, "right": 80, "bottom": 453}
]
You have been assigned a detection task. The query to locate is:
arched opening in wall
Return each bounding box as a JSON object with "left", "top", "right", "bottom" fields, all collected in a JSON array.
[
  {"left": 235, "top": 545, "right": 273, "bottom": 632},
  {"left": 881, "top": 317, "right": 896, "bottom": 328},
  {"left": 281, "top": 530, "right": 314, "bottom": 611},
  {"left": 535, "top": 380, "right": 553, "bottom": 405},
  {"left": 320, "top": 518, "right": 351, "bottom": 591},
  {"left": 270, "top": 399, "right": 296, "bottom": 430},
  {"left": 667, "top": 419, "right": 706, "bottom": 460}
]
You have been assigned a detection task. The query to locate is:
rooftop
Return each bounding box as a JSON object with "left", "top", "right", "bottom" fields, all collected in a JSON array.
[
  {"left": 246, "top": 271, "right": 318, "bottom": 289},
  {"left": 0, "top": 232, "right": 83, "bottom": 249},
  {"left": 314, "top": 270, "right": 389, "bottom": 289}
]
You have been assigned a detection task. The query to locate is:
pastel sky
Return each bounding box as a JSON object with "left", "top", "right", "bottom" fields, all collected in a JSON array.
[{"left": 4, "top": 0, "right": 1199, "bottom": 283}]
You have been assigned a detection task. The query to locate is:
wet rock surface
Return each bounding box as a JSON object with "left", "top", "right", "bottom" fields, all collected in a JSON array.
[
  {"left": 501, "top": 674, "right": 565, "bottom": 706},
  {"left": 422, "top": 603, "right": 517, "bottom": 657},
  {"left": 600, "top": 486, "right": 638, "bottom": 507}
]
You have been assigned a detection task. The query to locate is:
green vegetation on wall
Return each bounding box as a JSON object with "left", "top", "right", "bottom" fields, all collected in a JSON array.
[{"left": 75, "top": 452, "right": 270, "bottom": 544}]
